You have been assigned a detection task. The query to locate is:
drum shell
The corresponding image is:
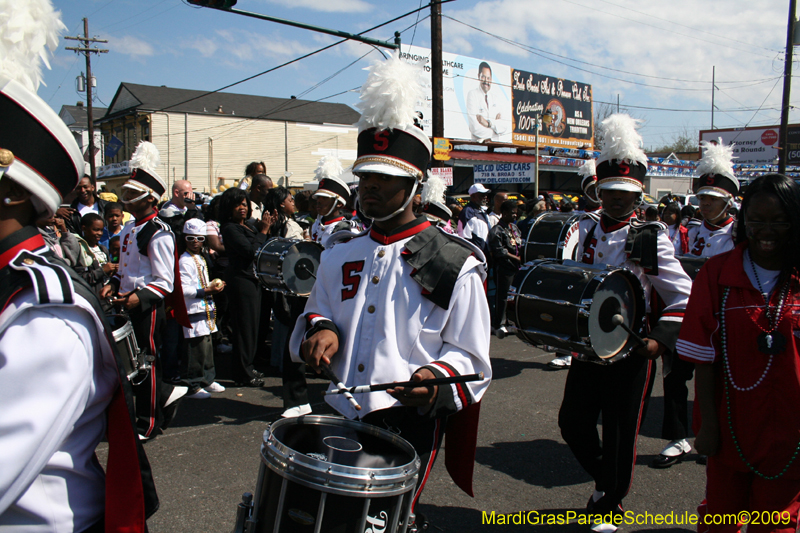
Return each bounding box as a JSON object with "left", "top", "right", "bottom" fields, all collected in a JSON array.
[
  {"left": 677, "top": 255, "right": 707, "bottom": 281},
  {"left": 254, "top": 238, "right": 322, "bottom": 296},
  {"left": 254, "top": 416, "right": 419, "bottom": 533},
  {"left": 107, "top": 314, "right": 140, "bottom": 380},
  {"left": 523, "top": 212, "right": 581, "bottom": 262},
  {"left": 507, "top": 259, "right": 647, "bottom": 364}
]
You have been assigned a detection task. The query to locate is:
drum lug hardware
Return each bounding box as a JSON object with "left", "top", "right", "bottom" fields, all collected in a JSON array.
[
  {"left": 567, "top": 285, "right": 573, "bottom": 290},
  {"left": 536, "top": 280, "right": 542, "bottom": 285}
]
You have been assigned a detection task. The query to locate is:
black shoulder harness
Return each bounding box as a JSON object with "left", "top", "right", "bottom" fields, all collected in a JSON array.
[
  {"left": 403, "top": 226, "right": 474, "bottom": 310},
  {"left": 625, "top": 220, "right": 665, "bottom": 275},
  {"left": 137, "top": 218, "right": 171, "bottom": 257}
]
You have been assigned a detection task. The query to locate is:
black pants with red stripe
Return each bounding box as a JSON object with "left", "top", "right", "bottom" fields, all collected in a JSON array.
[
  {"left": 129, "top": 302, "right": 167, "bottom": 437},
  {"left": 361, "top": 406, "right": 446, "bottom": 512},
  {"left": 558, "top": 355, "right": 656, "bottom": 512}
]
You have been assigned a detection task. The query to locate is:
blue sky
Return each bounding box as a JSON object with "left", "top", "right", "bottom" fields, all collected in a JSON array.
[{"left": 41, "top": 0, "right": 795, "bottom": 150}]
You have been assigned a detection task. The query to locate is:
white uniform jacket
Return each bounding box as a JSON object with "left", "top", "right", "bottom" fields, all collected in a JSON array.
[
  {"left": 577, "top": 213, "right": 693, "bottom": 350},
  {"left": 310, "top": 215, "right": 361, "bottom": 250},
  {"left": 686, "top": 217, "right": 735, "bottom": 257},
  {"left": 0, "top": 234, "right": 118, "bottom": 531},
  {"left": 112, "top": 212, "right": 175, "bottom": 309},
  {"left": 290, "top": 217, "right": 492, "bottom": 419},
  {"left": 179, "top": 251, "right": 217, "bottom": 338}
]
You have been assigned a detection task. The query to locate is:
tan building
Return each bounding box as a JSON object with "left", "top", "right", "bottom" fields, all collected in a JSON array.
[{"left": 96, "top": 83, "right": 360, "bottom": 195}]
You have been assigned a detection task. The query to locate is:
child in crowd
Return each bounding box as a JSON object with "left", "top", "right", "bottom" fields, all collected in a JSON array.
[
  {"left": 100, "top": 202, "right": 124, "bottom": 249},
  {"left": 179, "top": 219, "right": 226, "bottom": 398},
  {"left": 108, "top": 235, "right": 121, "bottom": 265},
  {"left": 76, "top": 213, "right": 116, "bottom": 306}
]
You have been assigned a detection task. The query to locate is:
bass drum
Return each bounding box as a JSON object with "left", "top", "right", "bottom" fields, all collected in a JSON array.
[
  {"left": 238, "top": 415, "right": 420, "bottom": 533},
  {"left": 507, "top": 259, "right": 647, "bottom": 365},
  {"left": 522, "top": 212, "right": 581, "bottom": 262},
  {"left": 254, "top": 238, "right": 323, "bottom": 296}
]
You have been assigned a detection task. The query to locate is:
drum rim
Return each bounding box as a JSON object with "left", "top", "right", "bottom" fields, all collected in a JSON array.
[
  {"left": 108, "top": 314, "right": 134, "bottom": 342},
  {"left": 260, "top": 415, "right": 420, "bottom": 497},
  {"left": 253, "top": 238, "right": 323, "bottom": 296},
  {"left": 524, "top": 212, "right": 581, "bottom": 263},
  {"left": 587, "top": 267, "right": 647, "bottom": 361}
]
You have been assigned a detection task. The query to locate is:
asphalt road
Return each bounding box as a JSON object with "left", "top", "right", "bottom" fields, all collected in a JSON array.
[{"left": 99, "top": 336, "right": 705, "bottom": 532}]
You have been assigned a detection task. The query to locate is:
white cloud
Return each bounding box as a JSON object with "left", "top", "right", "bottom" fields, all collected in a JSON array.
[
  {"left": 107, "top": 35, "right": 155, "bottom": 59},
  {"left": 260, "top": 0, "right": 372, "bottom": 13}
]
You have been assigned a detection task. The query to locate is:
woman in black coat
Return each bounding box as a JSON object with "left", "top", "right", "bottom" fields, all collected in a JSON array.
[{"left": 219, "top": 188, "right": 274, "bottom": 386}]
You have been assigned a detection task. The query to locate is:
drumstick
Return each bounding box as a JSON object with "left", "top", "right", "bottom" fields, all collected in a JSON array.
[
  {"left": 322, "top": 372, "right": 485, "bottom": 396},
  {"left": 319, "top": 363, "right": 361, "bottom": 411},
  {"left": 611, "top": 314, "right": 648, "bottom": 347}
]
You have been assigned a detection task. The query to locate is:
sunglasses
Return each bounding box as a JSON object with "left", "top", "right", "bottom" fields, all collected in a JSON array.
[{"left": 185, "top": 236, "right": 206, "bottom": 242}]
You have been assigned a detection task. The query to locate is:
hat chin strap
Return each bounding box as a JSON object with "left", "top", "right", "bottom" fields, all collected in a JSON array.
[
  {"left": 121, "top": 184, "right": 152, "bottom": 205},
  {"left": 706, "top": 196, "right": 732, "bottom": 226},
  {"left": 370, "top": 180, "right": 418, "bottom": 223},
  {"left": 322, "top": 197, "right": 345, "bottom": 218}
]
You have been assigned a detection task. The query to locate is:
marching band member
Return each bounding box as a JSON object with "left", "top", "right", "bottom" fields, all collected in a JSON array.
[
  {"left": 677, "top": 174, "right": 800, "bottom": 531},
  {"left": 0, "top": 1, "right": 157, "bottom": 528},
  {"left": 290, "top": 52, "right": 492, "bottom": 531},
  {"left": 686, "top": 139, "right": 739, "bottom": 257},
  {"left": 100, "top": 141, "right": 189, "bottom": 440},
  {"left": 420, "top": 172, "right": 454, "bottom": 233},
  {"left": 652, "top": 140, "right": 739, "bottom": 469},
  {"left": 310, "top": 156, "right": 361, "bottom": 248},
  {"left": 558, "top": 114, "right": 692, "bottom": 530}
]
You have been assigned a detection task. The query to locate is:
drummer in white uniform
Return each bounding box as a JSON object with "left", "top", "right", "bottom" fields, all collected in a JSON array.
[
  {"left": 558, "top": 114, "right": 692, "bottom": 530},
  {"left": 686, "top": 139, "right": 739, "bottom": 258},
  {"left": 291, "top": 52, "right": 492, "bottom": 531},
  {"left": 0, "top": 2, "right": 158, "bottom": 528}
]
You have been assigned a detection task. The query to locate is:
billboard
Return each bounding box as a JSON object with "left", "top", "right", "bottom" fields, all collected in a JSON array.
[
  {"left": 698, "top": 125, "right": 800, "bottom": 166},
  {"left": 400, "top": 46, "right": 592, "bottom": 149},
  {"left": 511, "top": 70, "right": 593, "bottom": 150}
]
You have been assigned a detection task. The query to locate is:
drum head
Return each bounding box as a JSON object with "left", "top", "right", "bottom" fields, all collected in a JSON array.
[
  {"left": 588, "top": 272, "right": 639, "bottom": 359},
  {"left": 282, "top": 241, "right": 322, "bottom": 295}
]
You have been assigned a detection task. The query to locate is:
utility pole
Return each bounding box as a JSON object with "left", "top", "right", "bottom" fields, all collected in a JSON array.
[
  {"left": 65, "top": 18, "right": 108, "bottom": 184},
  {"left": 779, "top": 0, "right": 797, "bottom": 175},
  {"left": 711, "top": 66, "right": 715, "bottom": 130},
  {"left": 431, "top": 0, "right": 444, "bottom": 140}
]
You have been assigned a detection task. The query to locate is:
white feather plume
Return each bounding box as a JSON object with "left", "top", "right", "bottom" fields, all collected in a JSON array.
[
  {"left": 421, "top": 171, "right": 447, "bottom": 206},
  {"left": 356, "top": 51, "right": 426, "bottom": 132},
  {"left": 130, "top": 141, "right": 161, "bottom": 173},
  {"left": 577, "top": 159, "right": 596, "bottom": 178},
  {"left": 314, "top": 155, "right": 343, "bottom": 182},
  {"left": 597, "top": 114, "right": 648, "bottom": 167},
  {"left": 0, "top": 0, "right": 65, "bottom": 93},
  {"left": 697, "top": 138, "right": 736, "bottom": 179}
]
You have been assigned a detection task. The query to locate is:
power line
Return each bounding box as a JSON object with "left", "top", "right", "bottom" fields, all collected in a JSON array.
[
  {"left": 444, "top": 15, "right": 776, "bottom": 91},
  {"left": 593, "top": 0, "right": 782, "bottom": 53},
  {"left": 156, "top": 4, "right": 430, "bottom": 113}
]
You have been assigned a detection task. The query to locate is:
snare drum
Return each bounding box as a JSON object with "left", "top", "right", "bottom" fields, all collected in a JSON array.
[
  {"left": 107, "top": 314, "right": 144, "bottom": 380},
  {"left": 254, "top": 238, "right": 323, "bottom": 296},
  {"left": 522, "top": 212, "right": 581, "bottom": 262},
  {"left": 507, "top": 259, "right": 647, "bottom": 364},
  {"left": 677, "top": 255, "right": 707, "bottom": 281},
  {"left": 235, "top": 415, "right": 420, "bottom": 533}
]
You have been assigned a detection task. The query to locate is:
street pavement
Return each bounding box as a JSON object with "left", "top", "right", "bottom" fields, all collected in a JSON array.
[{"left": 98, "top": 336, "right": 705, "bottom": 532}]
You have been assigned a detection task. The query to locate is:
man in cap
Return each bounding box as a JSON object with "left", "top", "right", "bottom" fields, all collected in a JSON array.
[
  {"left": 686, "top": 140, "right": 739, "bottom": 257},
  {"left": 558, "top": 115, "right": 692, "bottom": 529},
  {"left": 458, "top": 182, "right": 491, "bottom": 253},
  {"left": 99, "top": 141, "right": 188, "bottom": 441},
  {"left": 290, "top": 53, "right": 491, "bottom": 530},
  {"left": 0, "top": 1, "right": 157, "bottom": 529}
]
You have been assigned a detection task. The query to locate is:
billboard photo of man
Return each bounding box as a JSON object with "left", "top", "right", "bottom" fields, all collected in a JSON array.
[{"left": 466, "top": 62, "right": 511, "bottom": 142}]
